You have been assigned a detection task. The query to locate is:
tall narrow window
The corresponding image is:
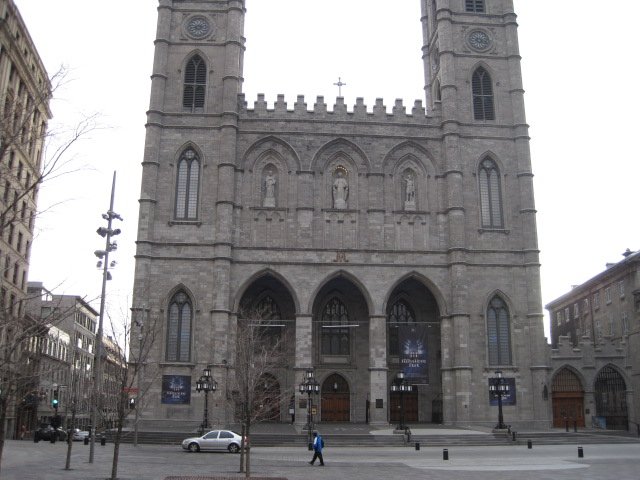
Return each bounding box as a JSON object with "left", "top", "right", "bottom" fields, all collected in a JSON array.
[
  {"left": 166, "top": 292, "right": 192, "bottom": 362},
  {"left": 183, "top": 55, "right": 207, "bottom": 111},
  {"left": 478, "top": 157, "right": 503, "bottom": 228},
  {"left": 321, "top": 297, "right": 350, "bottom": 355},
  {"left": 466, "top": 0, "right": 485, "bottom": 13},
  {"left": 472, "top": 67, "right": 495, "bottom": 120},
  {"left": 387, "top": 300, "right": 416, "bottom": 356},
  {"left": 174, "top": 148, "right": 200, "bottom": 220},
  {"left": 487, "top": 296, "right": 511, "bottom": 365}
]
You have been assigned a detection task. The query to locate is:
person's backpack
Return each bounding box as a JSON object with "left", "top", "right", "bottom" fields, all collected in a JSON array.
[{"left": 320, "top": 436, "right": 325, "bottom": 448}]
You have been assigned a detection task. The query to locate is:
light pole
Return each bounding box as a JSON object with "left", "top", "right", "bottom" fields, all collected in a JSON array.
[
  {"left": 195, "top": 367, "right": 217, "bottom": 434},
  {"left": 89, "top": 171, "right": 122, "bottom": 463},
  {"left": 133, "top": 306, "right": 145, "bottom": 447},
  {"left": 489, "top": 370, "right": 510, "bottom": 430},
  {"left": 298, "top": 368, "right": 319, "bottom": 450},
  {"left": 390, "top": 372, "right": 413, "bottom": 431}
]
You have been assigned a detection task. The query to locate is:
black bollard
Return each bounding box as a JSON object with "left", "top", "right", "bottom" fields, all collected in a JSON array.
[
  {"left": 443, "top": 448, "right": 449, "bottom": 460},
  {"left": 101, "top": 437, "right": 106, "bottom": 446},
  {"left": 415, "top": 442, "right": 420, "bottom": 451},
  {"left": 84, "top": 437, "right": 89, "bottom": 445},
  {"left": 512, "top": 431, "right": 516, "bottom": 441},
  {"left": 565, "top": 420, "right": 569, "bottom": 432},
  {"left": 578, "top": 446, "right": 584, "bottom": 458},
  {"left": 527, "top": 439, "right": 532, "bottom": 449}
]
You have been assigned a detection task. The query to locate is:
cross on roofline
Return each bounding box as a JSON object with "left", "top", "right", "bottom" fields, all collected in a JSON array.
[{"left": 333, "top": 77, "right": 347, "bottom": 97}]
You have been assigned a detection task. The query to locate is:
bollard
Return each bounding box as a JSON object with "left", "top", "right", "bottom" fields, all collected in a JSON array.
[
  {"left": 578, "top": 446, "right": 584, "bottom": 458},
  {"left": 512, "top": 431, "right": 516, "bottom": 441},
  {"left": 565, "top": 420, "right": 569, "bottom": 432},
  {"left": 84, "top": 437, "right": 89, "bottom": 445},
  {"left": 443, "top": 448, "right": 449, "bottom": 460},
  {"left": 101, "top": 437, "right": 106, "bottom": 446},
  {"left": 415, "top": 442, "right": 420, "bottom": 451},
  {"left": 527, "top": 439, "right": 532, "bottom": 449}
]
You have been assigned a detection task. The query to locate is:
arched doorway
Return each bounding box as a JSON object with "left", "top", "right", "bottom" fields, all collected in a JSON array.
[
  {"left": 551, "top": 368, "right": 585, "bottom": 428},
  {"left": 594, "top": 365, "right": 628, "bottom": 430},
  {"left": 321, "top": 374, "right": 350, "bottom": 422},
  {"left": 386, "top": 277, "right": 441, "bottom": 423}
]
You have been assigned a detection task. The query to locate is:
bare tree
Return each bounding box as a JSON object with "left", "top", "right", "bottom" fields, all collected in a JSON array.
[{"left": 232, "top": 309, "right": 294, "bottom": 478}]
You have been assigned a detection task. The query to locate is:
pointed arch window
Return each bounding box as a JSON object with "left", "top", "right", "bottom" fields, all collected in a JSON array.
[
  {"left": 321, "top": 298, "right": 350, "bottom": 355},
  {"left": 472, "top": 67, "right": 495, "bottom": 120},
  {"left": 183, "top": 54, "right": 207, "bottom": 111},
  {"left": 254, "top": 295, "right": 283, "bottom": 344},
  {"left": 478, "top": 157, "right": 503, "bottom": 228},
  {"left": 487, "top": 296, "right": 511, "bottom": 365},
  {"left": 166, "top": 292, "right": 192, "bottom": 362},
  {"left": 387, "top": 300, "right": 416, "bottom": 356},
  {"left": 175, "top": 148, "right": 200, "bottom": 220}
]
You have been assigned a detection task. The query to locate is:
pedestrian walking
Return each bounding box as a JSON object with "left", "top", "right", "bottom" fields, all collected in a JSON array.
[{"left": 308, "top": 431, "right": 324, "bottom": 466}]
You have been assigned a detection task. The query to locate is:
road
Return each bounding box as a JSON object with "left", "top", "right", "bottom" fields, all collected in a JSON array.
[{"left": 2, "top": 440, "right": 639, "bottom": 480}]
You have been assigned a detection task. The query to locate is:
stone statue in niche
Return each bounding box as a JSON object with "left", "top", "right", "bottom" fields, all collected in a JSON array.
[
  {"left": 332, "top": 170, "right": 349, "bottom": 209},
  {"left": 404, "top": 172, "right": 416, "bottom": 211},
  {"left": 263, "top": 169, "right": 276, "bottom": 207}
]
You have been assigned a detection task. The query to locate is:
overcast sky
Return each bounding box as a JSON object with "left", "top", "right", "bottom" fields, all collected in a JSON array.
[{"left": 14, "top": 0, "right": 640, "bottom": 343}]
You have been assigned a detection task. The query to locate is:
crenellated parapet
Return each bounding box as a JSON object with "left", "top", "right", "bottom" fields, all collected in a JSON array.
[{"left": 238, "top": 94, "right": 430, "bottom": 124}]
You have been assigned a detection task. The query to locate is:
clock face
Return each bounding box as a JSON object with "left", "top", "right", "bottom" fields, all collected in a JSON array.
[
  {"left": 468, "top": 30, "right": 491, "bottom": 51},
  {"left": 187, "top": 16, "right": 211, "bottom": 39}
]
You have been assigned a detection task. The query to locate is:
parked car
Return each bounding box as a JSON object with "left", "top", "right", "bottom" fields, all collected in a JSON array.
[
  {"left": 34, "top": 424, "right": 67, "bottom": 442},
  {"left": 181, "top": 430, "right": 243, "bottom": 453},
  {"left": 72, "top": 429, "right": 90, "bottom": 441}
]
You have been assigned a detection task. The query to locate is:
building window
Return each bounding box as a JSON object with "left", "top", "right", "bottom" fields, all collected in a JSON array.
[
  {"left": 604, "top": 287, "right": 611, "bottom": 304},
  {"left": 466, "top": 0, "right": 485, "bottom": 13},
  {"left": 387, "top": 300, "right": 416, "bottom": 356},
  {"left": 621, "top": 312, "right": 629, "bottom": 335},
  {"left": 174, "top": 148, "right": 200, "bottom": 220},
  {"left": 478, "top": 157, "right": 503, "bottom": 228},
  {"left": 472, "top": 67, "right": 495, "bottom": 120},
  {"left": 618, "top": 280, "right": 625, "bottom": 298},
  {"left": 183, "top": 54, "right": 206, "bottom": 111},
  {"left": 321, "top": 297, "right": 350, "bottom": 356},
  {"left": 564, "top": 307, "right": 570, "bottom": 323},
  {"left": 573, "top": 303, "right": 579, "bottom": 319},
  {"left": 593, "top": 292, "right": 600, "bottom": 309},
  {"left": 583, "top": 298, "right": 589, "bottom": 313},
  {"left": 166, "top": 291, "right": 192, "bottom": 362},
  {"left": 487, "top": 296, "right": 511, "bottom": 365},
  {"left": 556, "top": 310, "right": 563, "bottom": 326}
]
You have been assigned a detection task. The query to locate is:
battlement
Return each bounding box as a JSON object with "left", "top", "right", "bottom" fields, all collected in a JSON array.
[{"left": 238, "top": 94, "right": 430, "bottom": 123}]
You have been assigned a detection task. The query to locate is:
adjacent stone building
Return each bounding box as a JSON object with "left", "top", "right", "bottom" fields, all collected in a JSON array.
[{"left": 131, "top": 0, "right": 550, "bottom": 430}]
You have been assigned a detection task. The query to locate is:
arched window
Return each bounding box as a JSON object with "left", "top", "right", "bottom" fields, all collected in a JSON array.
[
  {"left": 321, "top": 298, "right": 350, "bottom": 355},
  {"left": 166, "top": 292, "right": 192, "bottom": 362},
  {"left": 175, "top": 148, "right": 200, "bottom": 220},
  {"left": 472, "top": 67, "right": 494, "bottom": 120},
  {"left": 478, "top": 157, "right": 503, "bottom": 228},
  {"left": 466, "top": 0, "right": 485, "bottom": 13},
  {"left": 387, "top": 300, "right": 416, "bottom": 356},
  {"left": 183, "top": 55, "right": 206, "bottom": 111},
  {"left": 487, "top": 296, "right": 511, "bottom": 365}
]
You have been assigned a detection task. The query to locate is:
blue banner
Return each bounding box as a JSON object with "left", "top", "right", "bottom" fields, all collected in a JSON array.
[
  {"left": 488, "top": 377, "right": 516, "bottom": 406},
  {"left": 161, "top": 375, "right": 191, "bottom": 404},
  {"left": 399, "top": 324, "right": 429, "bottom": 384}
]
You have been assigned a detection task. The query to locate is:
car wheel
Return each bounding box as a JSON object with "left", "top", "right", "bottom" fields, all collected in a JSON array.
[
  {"left": 188, "top": 442, "right": 200, "bottom": 453},
  {"left": 228, "top": 443, "right": 240, "bottom": 454}
]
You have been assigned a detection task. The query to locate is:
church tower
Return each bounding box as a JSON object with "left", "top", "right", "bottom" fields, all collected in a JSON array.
[{"left": 131, "top": 0, "right": 550, "bottom": 432}]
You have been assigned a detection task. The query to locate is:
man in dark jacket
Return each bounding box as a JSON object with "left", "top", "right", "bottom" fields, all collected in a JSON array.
[{"left": 308, "top": 431, "right": 324, "bottom": 466}]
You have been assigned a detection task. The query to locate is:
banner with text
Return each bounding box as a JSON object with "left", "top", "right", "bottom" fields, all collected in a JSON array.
[{"left": 399, "top": 324, "right": 429, "bottom": 384}]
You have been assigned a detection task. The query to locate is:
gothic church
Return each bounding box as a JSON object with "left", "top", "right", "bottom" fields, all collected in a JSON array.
[{"left": 131, "top": 0, "right": 550, "bottom": 430}]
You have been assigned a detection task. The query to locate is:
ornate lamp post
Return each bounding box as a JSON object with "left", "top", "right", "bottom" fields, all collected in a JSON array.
[
  {"left": 489, "top": 370, "right": 510, "bottom": 430},
  {"left": 298, "top": 368, "right": 319, "bottom": 450},
  {"left": 195, "top": 367, "right": 217, "bottom": 434},
  {"left": 390, "top": 372, "right": 413, "bottom": 431}
]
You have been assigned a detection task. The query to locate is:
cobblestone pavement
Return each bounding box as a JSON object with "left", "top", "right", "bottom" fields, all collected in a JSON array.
[{"left": 1, "top": 440, "right": 639, "bottom": 480}]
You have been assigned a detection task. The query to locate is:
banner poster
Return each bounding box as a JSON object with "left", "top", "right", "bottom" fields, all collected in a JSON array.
[
  {"left": 399, "top": 324, "right": 429, "bottom": 384},
  {"left": 161, "top": 375, "right": 191, "bottom": 404},
  {"left": 488, "top": 377, "right": 517, "bottom": 406}
]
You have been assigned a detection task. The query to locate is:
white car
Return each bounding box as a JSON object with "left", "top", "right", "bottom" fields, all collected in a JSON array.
[
  {"left": 181, "top": 430, "right": 243, "bottom": 453},
  {"left": 72, "top": 429, "right": 90, "bottom": 441}
]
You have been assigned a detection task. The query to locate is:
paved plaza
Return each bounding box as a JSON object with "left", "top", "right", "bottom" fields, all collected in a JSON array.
[{"left": 1, "top": 439, "right": 640, "bottom": 480}]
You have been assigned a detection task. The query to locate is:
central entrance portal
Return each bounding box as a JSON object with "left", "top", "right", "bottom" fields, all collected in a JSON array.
[{"left": 321, "top": 374, "right": 350, "bottom": 422}]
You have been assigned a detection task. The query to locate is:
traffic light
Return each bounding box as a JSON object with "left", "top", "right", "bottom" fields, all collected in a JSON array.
[
  {"left": 129, "top": 397, "right": 136, "bottom": 409},
  {"left": 52, "top": 389, "right": 59, "bottom": 410}
]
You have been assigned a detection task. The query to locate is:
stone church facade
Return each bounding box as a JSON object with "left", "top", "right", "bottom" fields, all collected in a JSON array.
[{"left": 131, "top": 0, "right": 551, "bottom": 430}]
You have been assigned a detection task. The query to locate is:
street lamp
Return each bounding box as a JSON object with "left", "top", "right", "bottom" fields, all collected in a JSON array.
[
  {"left": 89, "top": 172, "right": 122, "bottom": 464},
  {"left": 489, "top": 370, "right": 510, "bottom": 430},
  {"left": 390, "top": 372, "right": 414, "bottom": 431},
  {"left": 195, "top": 367, "right": 217, "bottom": 434},
  {"left": 298, "top": 368, "right": 319, "bottom": 450}
]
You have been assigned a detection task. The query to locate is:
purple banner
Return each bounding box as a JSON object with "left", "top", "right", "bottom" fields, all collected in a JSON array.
[
  {"left": 161, "top": 375, "right": 191, "bottom": 405},
  {"left": 399, "top": 324, "right": 429, "bottom": 384}
]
